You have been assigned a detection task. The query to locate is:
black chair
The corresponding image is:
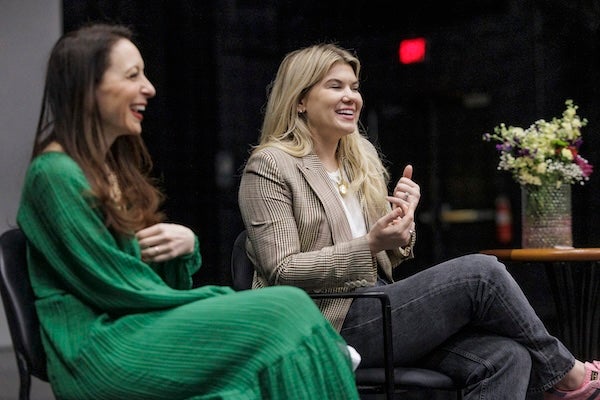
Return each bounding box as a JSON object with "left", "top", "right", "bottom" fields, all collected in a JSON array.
[
  {"left": 231, "top": 230, "right": 464, "bottom": 399},
  {"left": 0, "top": 228, "right": 49, "bottom": 400}
]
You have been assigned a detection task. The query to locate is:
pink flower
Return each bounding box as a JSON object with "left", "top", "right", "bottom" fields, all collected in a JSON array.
[{"left": 575, "top": 155, "right": 594, "bottom": 177}]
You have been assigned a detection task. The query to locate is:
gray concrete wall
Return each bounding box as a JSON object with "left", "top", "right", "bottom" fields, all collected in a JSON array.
[{"left": 0, "top": 0, "right": 61, "bottom": 347}]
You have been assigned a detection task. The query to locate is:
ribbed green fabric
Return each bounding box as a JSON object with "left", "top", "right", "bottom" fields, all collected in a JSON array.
[{"left": 17, "top": 152, "right": 359, "bottom": 400}]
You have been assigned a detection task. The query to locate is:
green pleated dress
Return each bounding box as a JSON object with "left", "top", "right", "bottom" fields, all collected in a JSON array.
[{"left": 16, "top": 152, "right": 359, "bottom": 400}]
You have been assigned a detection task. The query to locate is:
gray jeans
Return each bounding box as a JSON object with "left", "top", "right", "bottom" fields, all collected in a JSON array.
[{"left": 340, "top": 254, "right": 574, "bottom": 399}]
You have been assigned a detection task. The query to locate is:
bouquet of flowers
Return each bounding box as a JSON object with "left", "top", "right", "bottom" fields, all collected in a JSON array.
[{"left": 482, "top": 100, "right": 593, "bottom": 187}]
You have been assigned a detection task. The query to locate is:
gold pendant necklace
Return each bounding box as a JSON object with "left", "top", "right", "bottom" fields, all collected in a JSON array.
[
  {"left": 337, "top": 180, "right": 348, "bottom": 196},
  {"left": 106, "top": 170, "right": 122, "bottom": 203},
  {"left": 330, "top": 170, "right": 348, "bottom": 196}
]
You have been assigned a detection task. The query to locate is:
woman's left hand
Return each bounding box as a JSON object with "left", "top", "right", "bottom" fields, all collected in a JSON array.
[
  {"left": 389, "top": 164, "right": 421, "bottom": 216},
  {"left": 136, "top": 223, "right": 195, "bottom": 263}
]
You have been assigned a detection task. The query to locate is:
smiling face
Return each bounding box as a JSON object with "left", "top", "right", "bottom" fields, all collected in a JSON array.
[
  {"left": 95, "top": 38, "right": 156, "bottom": 143},
  {"left": 299, "top": 62, "right": 363, "bottom": 146}
]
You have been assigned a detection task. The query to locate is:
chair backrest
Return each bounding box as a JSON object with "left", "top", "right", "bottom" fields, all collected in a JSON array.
[
  {"left": 0, "top": 228, "right": 48, "bottom": 381},
  {"left": 230, "top": 230, "right": 255, "bottom": 291}
]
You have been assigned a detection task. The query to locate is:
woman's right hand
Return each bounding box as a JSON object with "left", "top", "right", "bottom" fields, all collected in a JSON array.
[{"left": 136, "top": 223, "right": 195, "bottom": 263}]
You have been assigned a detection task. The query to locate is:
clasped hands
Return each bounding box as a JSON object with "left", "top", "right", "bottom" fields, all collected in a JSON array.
[
  {"left": 136, "top": 223, "right": 196, "bottom": 262},
  {"left": 367, "top": 165, "right": 420, "bottom": 255}
]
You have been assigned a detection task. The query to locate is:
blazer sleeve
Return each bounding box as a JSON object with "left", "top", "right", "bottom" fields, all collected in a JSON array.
[{"left": 239, "top": 149, "right": 377, "bottom": 291}]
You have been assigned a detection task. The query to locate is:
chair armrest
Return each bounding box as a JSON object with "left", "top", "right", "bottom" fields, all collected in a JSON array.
[{"left": 309, "top": 291, "right": 395, "bottom": 395}]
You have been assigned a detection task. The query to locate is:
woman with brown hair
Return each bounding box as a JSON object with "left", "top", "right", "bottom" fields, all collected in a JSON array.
[{"left": 17, "top": 25, "right": 359, "bottom": 400}]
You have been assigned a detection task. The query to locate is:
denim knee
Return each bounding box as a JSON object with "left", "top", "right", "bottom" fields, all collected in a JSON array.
[{"left": 450, "top": 253, "right": 511, "bottom": 283}]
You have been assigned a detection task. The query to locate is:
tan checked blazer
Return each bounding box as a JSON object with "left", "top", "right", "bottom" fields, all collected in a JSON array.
[{"left": 239, "top": 145, "right": 411, "bottom": 331}]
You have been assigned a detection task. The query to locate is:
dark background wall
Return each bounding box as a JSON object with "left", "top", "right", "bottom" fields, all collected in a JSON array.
[{"left": 63, "top": 0, "right": 600, "bottom": 286}]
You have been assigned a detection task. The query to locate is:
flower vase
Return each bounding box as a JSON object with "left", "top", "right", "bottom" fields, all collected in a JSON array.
[{"left": 521, "top": 183, "right": 572, "bottom": 248}]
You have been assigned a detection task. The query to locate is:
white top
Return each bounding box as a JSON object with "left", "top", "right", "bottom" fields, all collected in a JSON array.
[{"left": 326, "top": 170, "right": 367, "bottom": 238}]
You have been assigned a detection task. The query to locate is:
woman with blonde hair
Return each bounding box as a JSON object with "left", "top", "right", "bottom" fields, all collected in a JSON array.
[{"left": 239, "top": 43, "right": 600, "bottom": 400}]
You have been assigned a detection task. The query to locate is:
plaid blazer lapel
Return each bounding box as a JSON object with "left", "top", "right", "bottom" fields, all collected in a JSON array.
[{"left": 297, "top": 154, "right": 354, "bottom": 244}]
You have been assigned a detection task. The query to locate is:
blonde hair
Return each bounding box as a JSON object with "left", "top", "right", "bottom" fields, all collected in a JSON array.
[{"left": 255, "top": 43, "right": 390, "bottom": 219}]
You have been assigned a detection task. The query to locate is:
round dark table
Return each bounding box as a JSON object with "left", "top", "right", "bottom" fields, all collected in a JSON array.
[{"left": 480, "top": 248, "right": 600, "bottom": 361}]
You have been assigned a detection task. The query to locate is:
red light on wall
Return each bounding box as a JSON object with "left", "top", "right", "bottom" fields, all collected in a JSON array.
[{"left": 398, "top": 37, "right": 427, "bottom": 64}]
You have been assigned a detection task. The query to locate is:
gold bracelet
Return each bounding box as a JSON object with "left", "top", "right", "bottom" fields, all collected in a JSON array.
[{"left": 398, "top": 229, "right": 416, "bottom": 257}]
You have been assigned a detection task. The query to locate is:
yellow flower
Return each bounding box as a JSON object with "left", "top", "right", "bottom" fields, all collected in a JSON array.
[
  {"left": 536, "top": 162, "right": 547, "bottom": 174},
  {"left": 561, "top": 148, "right": 573, "bottom": 160}
]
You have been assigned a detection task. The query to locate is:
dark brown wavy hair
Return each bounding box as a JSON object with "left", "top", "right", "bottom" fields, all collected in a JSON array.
[{"left": 32, "top": 23, "right": 164, "bottom": 235}]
